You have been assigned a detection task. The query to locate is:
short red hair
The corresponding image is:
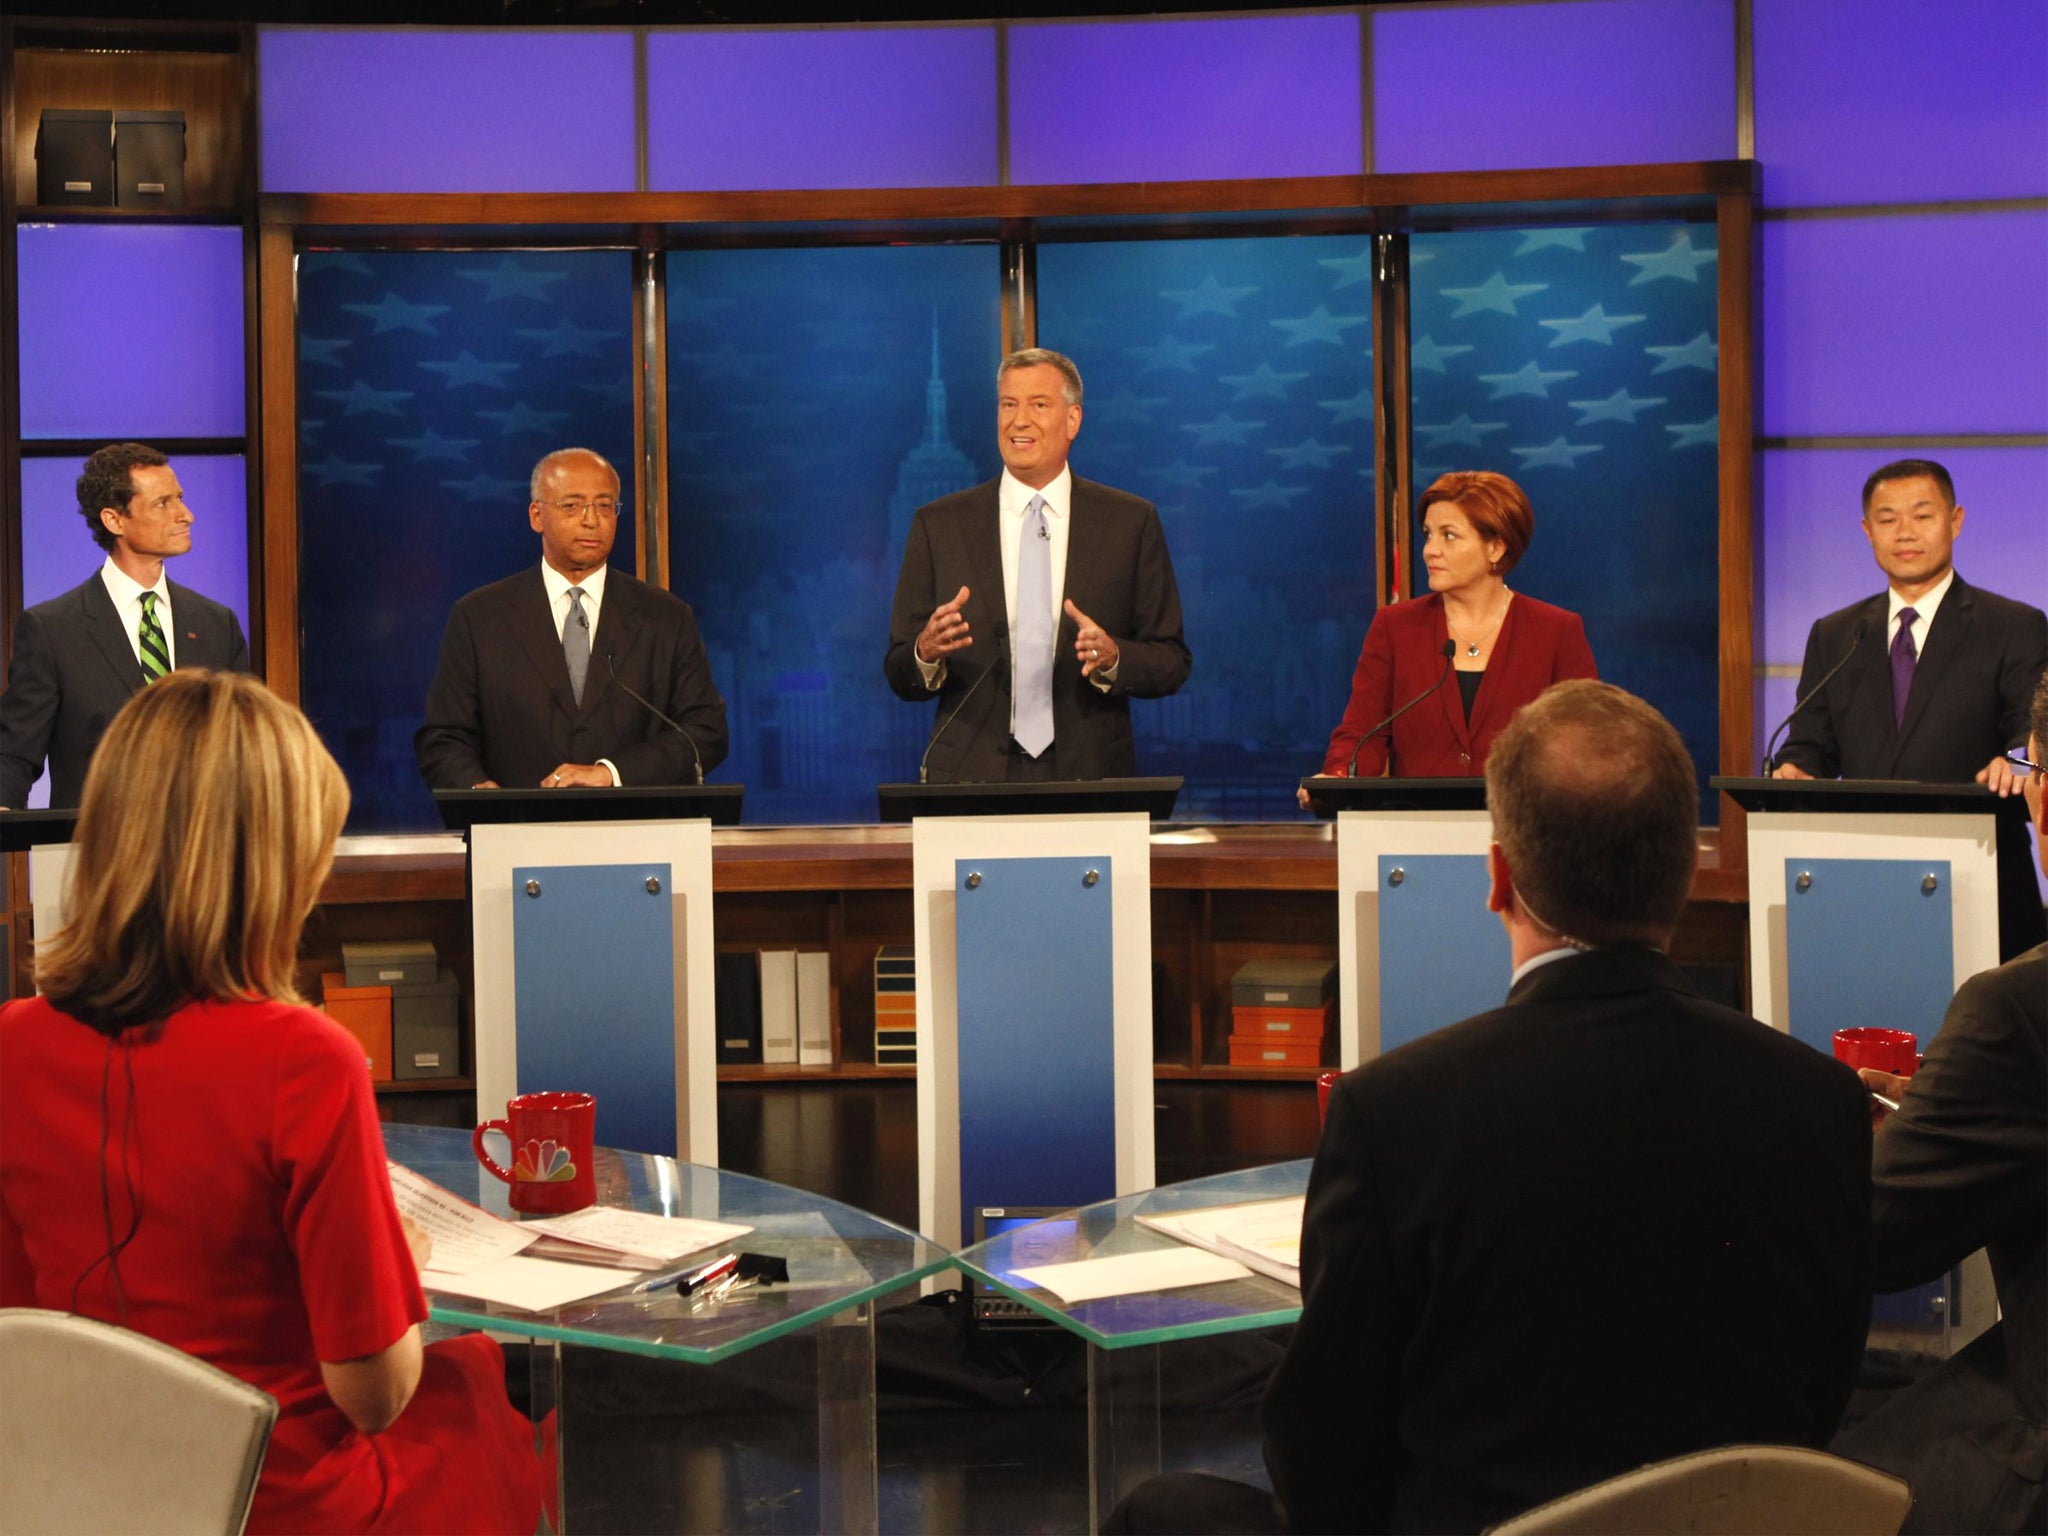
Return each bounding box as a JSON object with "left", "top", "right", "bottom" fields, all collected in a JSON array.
[{"left": 1418, "top": 470, "right": 1534, "bottom": 575}]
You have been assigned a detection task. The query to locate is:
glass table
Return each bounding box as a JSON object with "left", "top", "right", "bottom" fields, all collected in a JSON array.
[
  {"left": 952, "top": 1159, "right": 1311, "bottom": 1528},
  {"left": 383, "top": 1123, "right": 950, "bottom": 1535}
]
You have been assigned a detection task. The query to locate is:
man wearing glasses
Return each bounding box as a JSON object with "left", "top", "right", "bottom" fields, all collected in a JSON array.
[
  {"left": 416, "top": 447, "right": 728, "bottom": 791},
  {"left": 1770, "top": 458, "right": 2047, "bottom": 959}
]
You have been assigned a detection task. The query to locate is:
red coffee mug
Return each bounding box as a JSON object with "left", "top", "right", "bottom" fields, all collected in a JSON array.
[
  {"left": 1316, "top": 1070, "right": 1340, "bottom": 1126},
  {"left": 472, "top": 1091, "right": 597, "bottom": 1215},
  {"left": 1831, "top": 1028, "right": 1919, "bottom": 1078}
]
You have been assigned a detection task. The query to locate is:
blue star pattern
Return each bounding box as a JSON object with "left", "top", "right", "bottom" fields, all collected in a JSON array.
[
  {"left": 1410, "top": 221, "right": 1720, "bottom": 819},
  {"left": 296, "top": 249, "right": 635, "bottom": 832}
]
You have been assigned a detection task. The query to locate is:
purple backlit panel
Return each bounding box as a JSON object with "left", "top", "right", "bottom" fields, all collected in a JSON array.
[
  {"left": 1761, "top": 211, "right": 2048, "bottom": 437},
  {"left": 1007, "top": 15, "right": 1363, "bottom": 185},
  {"left": 1372, "top": 0, "right": 1733, "bottom": 173},
  {"left": 260, "top": 29, "right": 634, "bottom": 192},
  {"left": 648, "top": 28, "right": 996, "bottom": 190},
  {"left": 1755, "top": 0, "right": 2048, "bottom": 206},
  {"left": 18, "top": 225, "right": 244, "bottom": 440},
  {"left": 1759, "top": 446, "right": 2048, "bottom": 663}
]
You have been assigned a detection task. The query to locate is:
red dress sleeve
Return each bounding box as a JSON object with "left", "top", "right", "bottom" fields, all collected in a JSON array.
[
  {"left": 271, "top": 1010, "right": 426, "bottom": 1364},
  {"left": 1553, "top": 608, "right": 1598, "bottom": 682},
  {"left": 1323, "top": 608, "right": 1399, "bottom": 777}
]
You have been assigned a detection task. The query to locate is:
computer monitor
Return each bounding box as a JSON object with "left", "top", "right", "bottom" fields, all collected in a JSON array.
[{"left": 967, "top": 1205, "right": 1073, "bottom": 1328}]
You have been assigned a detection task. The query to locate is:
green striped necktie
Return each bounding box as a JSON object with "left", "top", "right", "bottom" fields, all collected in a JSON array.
[{"left": 138, "top": 591, "right": 170, "bottom": 682}]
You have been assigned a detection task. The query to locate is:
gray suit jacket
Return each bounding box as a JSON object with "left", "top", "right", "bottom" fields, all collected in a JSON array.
[
  {"left": 883, "top": 476, "right": 1191, "bottom": 782},
  {"left": 0, "top": 572, "right": 251, "bottom": 808}
]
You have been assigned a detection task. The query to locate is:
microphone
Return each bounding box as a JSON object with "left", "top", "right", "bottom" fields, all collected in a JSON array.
[
  {"left": 919, "top": 660, "right": 994, "bottom": 785},
  {"left": 1759, "top": 615, "right": 1870, "bottom": 774},
  {"left": 605, "top": 650, "right": 704, "bottom": 785},
  {"left": 1345, "top": 640, "right": 1456, "bottom": 779}
]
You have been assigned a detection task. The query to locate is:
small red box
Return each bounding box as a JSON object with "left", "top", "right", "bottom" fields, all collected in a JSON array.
[
  {"left": 1230, "top": 1001, "right": 1333, "bottom": 1040},
  {"left": 321, "top": 972, "right": 393, "bottom": 1082},
  {"left": 1228, "top": 1035, "right": 1326, "bottom": 1069}
]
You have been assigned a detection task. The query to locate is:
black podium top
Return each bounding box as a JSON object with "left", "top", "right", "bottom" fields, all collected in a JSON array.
[
  {"left": 1298, "top": 776, "right": 1487, "bottom": 818},
  {"left": 1711, "top": 776, "right": 2020, "bottom": 818},
  {"left": 433, "top": 785, "right": 744, "bottom": 830},
  {"left": 877, "top": 777, "right": 1182, "bottom": 822},
  {"left": 0, "top": 808, "right": 79, "bottom": 852}
]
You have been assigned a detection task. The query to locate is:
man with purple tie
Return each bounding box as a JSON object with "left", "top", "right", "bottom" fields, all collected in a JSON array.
[{"left": 1771, "top": 458, "right": 2047, "bottom": 958}]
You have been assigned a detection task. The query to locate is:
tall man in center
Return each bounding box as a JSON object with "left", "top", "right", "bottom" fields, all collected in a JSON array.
[
  {"left": 885, "top": 348, "right": 1191, "bottom": 781},
  {"left": 416, "top": 447, "right": 728, "bottom": 791}
]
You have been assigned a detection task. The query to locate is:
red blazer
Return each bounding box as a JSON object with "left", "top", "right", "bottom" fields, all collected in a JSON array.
[{"left": 1320, "top": 592, "right": 1597, "bottom": 777}]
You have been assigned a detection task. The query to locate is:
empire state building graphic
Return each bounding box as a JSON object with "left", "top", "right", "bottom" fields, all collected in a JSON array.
[{"left": 888, "top": 324, "right": 977, "bottom": 554}]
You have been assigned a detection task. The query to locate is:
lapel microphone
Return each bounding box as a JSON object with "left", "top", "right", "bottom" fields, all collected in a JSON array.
[{"left": 1346, "top": 639, "right": 1457, "bottom": 778}]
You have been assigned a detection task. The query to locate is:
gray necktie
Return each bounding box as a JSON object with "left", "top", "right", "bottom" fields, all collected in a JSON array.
[
  {"left": 564, "top": 586, "right": 590, "bottom": 706},
  {"left": 1013, "top": 495, "right": 1054, "bottom": 757}
]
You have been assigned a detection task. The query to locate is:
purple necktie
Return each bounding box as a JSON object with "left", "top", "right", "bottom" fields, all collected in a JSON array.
[{"left": 1889, "top": 607, "right": 1918, "bottom": 727}]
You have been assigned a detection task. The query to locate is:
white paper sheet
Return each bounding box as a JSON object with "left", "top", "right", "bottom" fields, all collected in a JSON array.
[
  {"left": 1008, "top": 1247, "right": 1250, "bottom": 1304},
  {"left": 387, "top": 1163, "right": 535, "bottom": 1274},
  {"left": 422, "top": 1253, "right": 646, "bottom": 1312},
  {"left": 522, "top": 1207, "right": 752, "bottom": 1266},
  {"left": 1136, "top": 1196, "right": 1304, "bottom": 1288}
]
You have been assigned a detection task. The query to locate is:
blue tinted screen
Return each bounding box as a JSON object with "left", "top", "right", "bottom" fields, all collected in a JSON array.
[
  {"left": 1408, "top": 222, "right": 1722, "bottom": 820},
  {"left": 1036, "top": 234, "right": 1379, "bottom": 820},
  {"left": 665, "top": 244, "right": 1003, "bottom": 825},
  {"left": 295, "top": 249, "right": 636, "bottom": 832}
]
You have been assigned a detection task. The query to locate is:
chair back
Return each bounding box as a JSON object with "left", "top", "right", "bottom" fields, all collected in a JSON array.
[
  {"left": 0, "top": 1307, "right": 277, "bottom": 1536},
  {"left": 1484, "top": 1444, "right": 1911, "bottom": 1536}
]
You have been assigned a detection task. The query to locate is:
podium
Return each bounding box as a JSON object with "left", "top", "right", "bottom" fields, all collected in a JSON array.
[
  {"left": 879, "top": 778, "right": 1179, "bottom": 1250},
  {"left": 1, "top": 811, "right": 81, "bottom": 975},
  {"left": 1714, "top": 778, "right": 2005, "bottom": 1052},
  {"left": 1302, "top": 776, "right": 1507, "bottom": 1067},
  {"left": 435, "top": 786, "right": 741, "bottom": 1164}
]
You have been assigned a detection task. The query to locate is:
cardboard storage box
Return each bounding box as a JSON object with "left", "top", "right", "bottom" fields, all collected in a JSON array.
[
  {"left": 1230, "top": 1000, "right": 1334, "bottom": 1040},
  {"left": 113, "top": 110, "right": 185, "bottom": 207},
  {"left": 392, "top": 968, "right": 461, "bottom": 1081},
  {"left": 320, "top": 972, "right": 393, "bottom": 1082},
  {"left": 1229, "top": 958, "right": 1336, "bottom": 1009},
  {"left": 36, "top": 110, "right": 113, "bottom": 205},
  {"left": 343, "top": 939, "right": 438, "bottom": 989},
  {"left": 1227, "top": 1036, "right": 1326, "bottom": 1069}
]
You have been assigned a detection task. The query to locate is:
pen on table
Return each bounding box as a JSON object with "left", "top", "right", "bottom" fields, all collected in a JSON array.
[{"left": 624, "top": 1253, "right": 734, "bottom": 1298}]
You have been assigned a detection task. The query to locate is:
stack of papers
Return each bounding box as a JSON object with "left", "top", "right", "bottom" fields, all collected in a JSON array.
[
  {"left": 388, "top": 1164, "right": 751, "bottom": 1312},
  {"left": 1135, "top": 1196, "right": 1304, "bottom": 1288}
]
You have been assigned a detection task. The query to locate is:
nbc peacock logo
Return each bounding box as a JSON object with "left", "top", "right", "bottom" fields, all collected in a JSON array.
[{"left": 511, "top": 1138, "right": 579, "bottom": 1183}]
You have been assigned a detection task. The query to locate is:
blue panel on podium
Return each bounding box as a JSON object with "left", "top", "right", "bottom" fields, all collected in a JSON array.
[
  {"left": 955, "top": 856, "right": 1115, "bottom": 1241},
  {"left": 512, "top": 864, "right": 677, "bottom": 1156},
  {"left": 1785, "top": 858, "right": 1953, "bottom": 1054},
  {"left": 1379, "top": 855, "right": 1509, "bottom": 1053}
]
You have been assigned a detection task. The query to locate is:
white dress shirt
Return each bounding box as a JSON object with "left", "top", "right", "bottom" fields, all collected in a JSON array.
[
  {"left": 1886, "top": 567, "right": 1954, "bottom": 658},
  {"left": 99, "top": 559, "right": 174, "bottom": 670}
]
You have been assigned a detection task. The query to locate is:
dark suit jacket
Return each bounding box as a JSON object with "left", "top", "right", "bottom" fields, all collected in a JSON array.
[
  {"left": 0, "top": 571, "right": 252, "bottom": 808},
  {"left": 1776, "top": 575, "right": 2048, "bottom": 957},
  {"left": 1776, "top": 574, "right": 2046, "bottom": 783},
  {"left": 415, "top": 565, "right": 728, "bottom": 790},
  {"left": 883, "top": 476, "right": 1191, "bottom": 782},
  {"left": 1320, "top": 592, "right": 1597, "bottom": 778},
  {"left": 1262, "top": 947, "right": 1873, "bottom": 1535},
  {"left": 1836, "top": 943, "right": 2046, "bottom": 1535}
]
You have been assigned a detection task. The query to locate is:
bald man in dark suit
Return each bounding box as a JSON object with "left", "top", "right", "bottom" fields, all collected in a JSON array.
[{"left": 416, "top": 448, "right": 727, "bottom": 792}]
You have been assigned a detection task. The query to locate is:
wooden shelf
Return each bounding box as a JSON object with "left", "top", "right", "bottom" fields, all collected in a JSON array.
[
  {"left": 717, "top": 1062, "right": 915, "bottom": 1083},
  {"left": 14, "top": 204, "right": 241, "bottom": 223},
  {"left": 373, "top": 1077, "right": 474, "bottom": 1095}
]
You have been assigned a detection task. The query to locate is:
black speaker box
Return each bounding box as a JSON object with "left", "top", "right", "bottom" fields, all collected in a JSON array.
[
  {"left": 35, "top": 109, "right": 114, "bottom": 206},
  {"left": 114, "top": 110, "right": 186, "bottom": 208}
]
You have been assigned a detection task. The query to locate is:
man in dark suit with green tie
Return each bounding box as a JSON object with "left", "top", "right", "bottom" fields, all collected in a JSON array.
[{"left": 0, "top": 443, "right": 251, "bottom": 809}]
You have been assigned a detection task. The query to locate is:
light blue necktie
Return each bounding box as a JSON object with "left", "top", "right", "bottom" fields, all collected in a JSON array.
[{"left": 1013, "top": 495, "right": 1054, "bottom": 757}]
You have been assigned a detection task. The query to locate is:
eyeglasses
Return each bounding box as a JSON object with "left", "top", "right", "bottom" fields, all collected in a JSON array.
[
  {"left": 2005, "top": 747, "right": 2042, "bottom": 776},
  {"left": 551, "top": 498, "right": 619, "bottom": 517}
]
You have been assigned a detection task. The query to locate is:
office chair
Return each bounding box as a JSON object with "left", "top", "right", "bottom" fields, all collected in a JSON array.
[
  {"left": 0, "top": 1307, "right": 277, "bottom": 1536},
  {"left": 1484, "top": 1443, "right": 1911, "bottom": 1536}
]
